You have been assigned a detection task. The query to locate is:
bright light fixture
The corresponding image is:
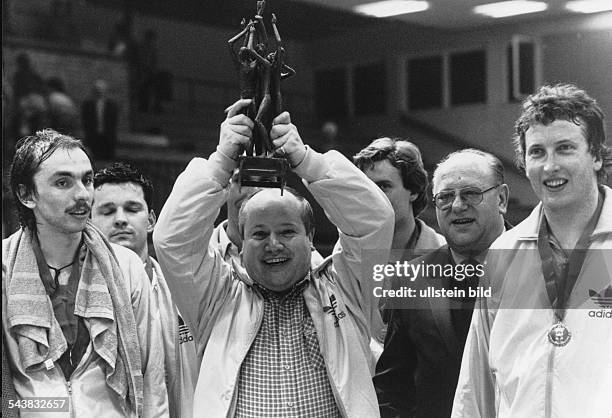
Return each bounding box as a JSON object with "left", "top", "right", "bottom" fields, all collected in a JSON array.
[
  {"left": 354, "top": 0, "right": 429, "bottom": 18},
  {"left": 473, "top": 1, "right": 548, "bottom": 18},
  {"left": 565, "top": 0, "right": 612, "bottom": 13}
]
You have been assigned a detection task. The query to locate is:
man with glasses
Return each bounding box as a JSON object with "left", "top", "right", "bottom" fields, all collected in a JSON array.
[
  {"left": 374, "top": 149, "right": 509, "bottom": 418},
  {"left": 452, "top": 84, "right": 611, "bottom": 417}
]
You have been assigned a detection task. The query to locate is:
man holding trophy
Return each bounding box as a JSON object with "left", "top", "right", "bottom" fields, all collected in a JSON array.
[{"left": 152, "top": 3, "right": 393, "bottom": 416}]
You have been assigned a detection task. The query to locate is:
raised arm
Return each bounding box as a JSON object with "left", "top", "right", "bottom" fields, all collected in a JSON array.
[
  {"left": 227, "top": 19, "right": 250, "bottom": 69},
  {"left": 153, "top": 100, "right": 253, "bottom": 344},
  {"left": 269, "top": 112, "right": 394, "bottom": 334}
]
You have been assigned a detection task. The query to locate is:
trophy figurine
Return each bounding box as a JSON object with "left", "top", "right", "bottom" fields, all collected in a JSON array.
[{"left": 228, "top": 1, "right": 295, "bottom": 192}]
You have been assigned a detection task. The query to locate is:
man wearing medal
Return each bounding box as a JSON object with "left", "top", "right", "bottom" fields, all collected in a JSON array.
[{"left": 452, "top": 83, "right": 612, "bottom": 417}]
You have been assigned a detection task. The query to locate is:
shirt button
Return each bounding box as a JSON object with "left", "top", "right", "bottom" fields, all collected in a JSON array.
[
  {"left": 287, "top": 401, "right": 294, "bottom": 407},
  {"left": 284, "top": 364, "right": 290, "bottom": 370}
]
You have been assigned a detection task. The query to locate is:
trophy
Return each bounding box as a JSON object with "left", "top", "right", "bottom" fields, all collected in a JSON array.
[{"left": 228, "top": 1, "right": 296, "bottom": 192}]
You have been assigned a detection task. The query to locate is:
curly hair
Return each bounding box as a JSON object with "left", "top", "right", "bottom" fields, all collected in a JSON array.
[
  {"left": 514, "top": 83, "right": 610, "bottom": 183},
  {"left": 353, "top": 137, "right": 429, "bottom": 216},
  {"left": 9, "top": 129, "right": 91, "bottom": 231}
]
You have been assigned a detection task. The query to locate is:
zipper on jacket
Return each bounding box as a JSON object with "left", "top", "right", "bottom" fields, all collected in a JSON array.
[
  {"left": 544, "top": 343, "right": 555, "bottom": 418},
  {"left": 172, "top": 306, "right": 181, "bottom": 418},
  {"left": 66, "top": 381, "right": 74, "bottom": 418}
]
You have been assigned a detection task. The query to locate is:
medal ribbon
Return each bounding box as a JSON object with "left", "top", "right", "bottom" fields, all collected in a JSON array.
[{"left": 537, "top": 193, "right": 603, "bottom": 322}]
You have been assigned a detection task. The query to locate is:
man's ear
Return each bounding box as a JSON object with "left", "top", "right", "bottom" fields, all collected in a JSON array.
[
  {"left": 147, "top": 209, "right": 157, "bottom": 233},
  {"left": 593, "top": 152, "right": 603, "bottom": 172},
  {"left": 17, "top": 184, "right": 36, "bottom": 209},
  {"left": 498, "top": 184, "right": 509, "bottom": 215}
]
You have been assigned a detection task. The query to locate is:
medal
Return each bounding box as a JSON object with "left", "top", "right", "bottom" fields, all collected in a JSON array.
[
  {"left": 548, "top": 322, "right": 571, "bottom": 346},
  {"left": 537, "top": 197, "right": 604, "bottom": 349}
]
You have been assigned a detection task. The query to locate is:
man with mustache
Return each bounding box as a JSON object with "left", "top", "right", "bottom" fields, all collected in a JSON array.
[
  {"left": 92, "top": 162, "right": 197, "bottom": 418},
  {"left": 452, "top": 84, "right": 612, "bottom": 417},
  {"left": 2, "top": 129, "right": 167, "bottom": 416},
  {"left": 153, "top": 99, "right": 394, "bottom": 416}
]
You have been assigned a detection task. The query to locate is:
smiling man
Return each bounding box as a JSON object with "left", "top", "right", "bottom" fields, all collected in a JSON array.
[
  {"left": 153, "top": 99, "right": 394, "bottom": 417},
  {"left": 92, "top": 162, "right": 197, "bottom": 418},
  {"left": 452, "top": 84, "right": 612, "bottom": 417},
  {"left": 209, "top": 169, "right": 324, "bottom": 268},
  {"left": 374, "top": 149, "right": 509, "bottom": 418},
  {"left": 2, "top": 130, "right": 167, "bottom": 417}
]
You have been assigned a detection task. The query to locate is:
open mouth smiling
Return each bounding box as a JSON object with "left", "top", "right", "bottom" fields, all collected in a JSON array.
[
  {"left": 264, "top": 257, "right": 289, "bottom": 266},
  {"left": 451, "top": 218, "right": 474, "bottom": 226},
  {"left": 543, "top": 178, "right": 568, "bottom": 189},
  {"left": 67, "top": 208, "right": 90, "bottom": 217}
]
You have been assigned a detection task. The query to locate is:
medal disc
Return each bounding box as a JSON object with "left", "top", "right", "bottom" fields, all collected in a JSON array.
[{"left": 548, "top": 323, "right": 571, "bottom": 346}]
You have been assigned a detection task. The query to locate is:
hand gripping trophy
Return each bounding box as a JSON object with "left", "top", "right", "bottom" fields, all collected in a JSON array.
[{"left": 228, "top": 0, "right": 296, "bottom": 192}]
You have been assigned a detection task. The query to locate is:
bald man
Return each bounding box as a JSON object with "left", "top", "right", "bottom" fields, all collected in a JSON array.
[{"left": 153, "top": 99, "right": 394, "bottom": 417}]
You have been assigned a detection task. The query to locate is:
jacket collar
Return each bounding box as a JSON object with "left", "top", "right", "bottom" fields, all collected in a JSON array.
[
  {"left": 146, "top": 256, "right": 162, "bottom": 287},
  {"left": 517, "top": 185, "right": 612, "bottom": 241},
  {"left": 214, "top": 220, "right": 234, "bottom": 260},
  {"left": 593, "top": 185, "right": 612, "bottom": 237}
]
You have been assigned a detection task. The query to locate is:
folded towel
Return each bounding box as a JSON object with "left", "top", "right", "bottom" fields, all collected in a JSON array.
[{"left": 5, "top": 222, "right": 144, "bottom": 415}]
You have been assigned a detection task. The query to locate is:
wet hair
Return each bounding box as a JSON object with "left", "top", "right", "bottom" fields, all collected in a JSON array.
[
  {"left": 433, "top": 149, "right": 505, "bottom": 190},
  {"left": 353, "top": 137, "right": 429, "bottom": 216},
  {"left": 514, "top": 83, "right": 610, "bottom": 183},
  {"left": 94, "top": 162, "right": 154, "bottom": 209},
  {"left": 9, "top": 129, "right": 92, "bottom": 231},
  {"left": 238, "top": 187, "right": 315, "bottom": 238}
]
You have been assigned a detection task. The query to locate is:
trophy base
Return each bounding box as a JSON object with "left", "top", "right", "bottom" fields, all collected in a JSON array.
[{"left": 238, "top": 156, "right": 289, "bottom": 193}]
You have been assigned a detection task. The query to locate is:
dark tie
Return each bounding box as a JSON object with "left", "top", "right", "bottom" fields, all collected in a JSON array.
[
  {"left": 451, "top": 258, "right": 480, "bottom": 343},
  {"left": 454, "top": 258, "right": 480, "bottom": 300}
]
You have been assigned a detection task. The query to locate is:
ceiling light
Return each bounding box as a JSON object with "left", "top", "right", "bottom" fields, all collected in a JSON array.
[
  {"left": 354, "top": 1, "right": 429, "bottom": 18},
  {"left": 473, "top": 1, "right": 548, "bottom": 18},
  {"left": 565, "top": 0, "right": 612, "bottom": 13}
]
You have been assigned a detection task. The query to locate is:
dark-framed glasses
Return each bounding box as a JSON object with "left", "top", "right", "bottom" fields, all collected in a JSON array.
[{"left": 433, "top": 185, "right": 500, "bottom": 209}]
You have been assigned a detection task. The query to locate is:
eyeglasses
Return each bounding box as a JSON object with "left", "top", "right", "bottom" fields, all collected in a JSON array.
[{"left": 433, "top": 185, "right": 500, "bottom": 209}]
